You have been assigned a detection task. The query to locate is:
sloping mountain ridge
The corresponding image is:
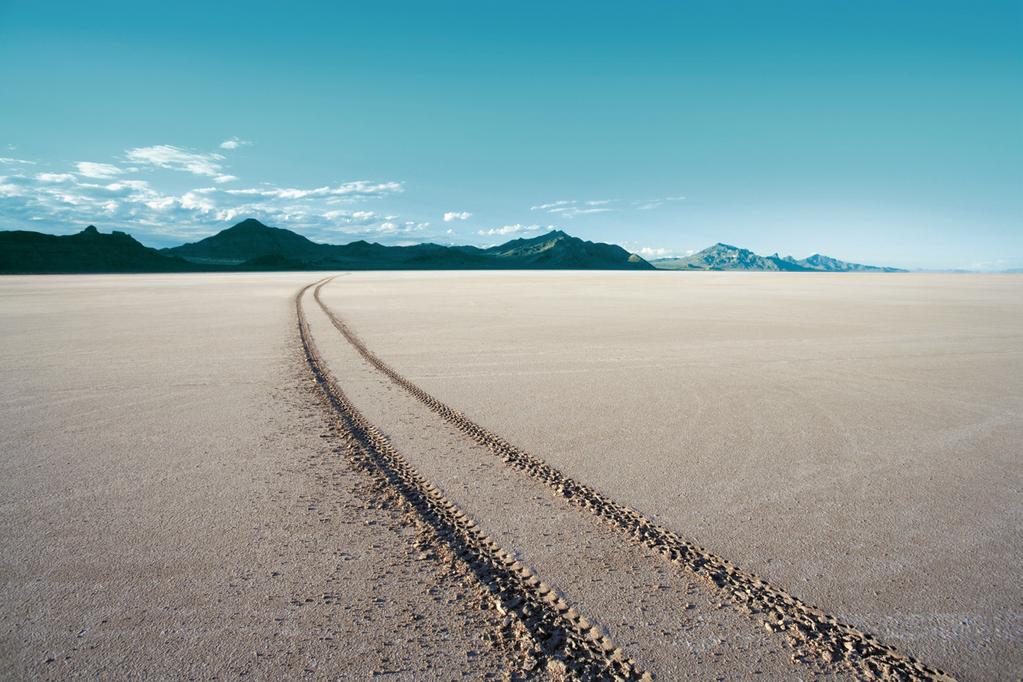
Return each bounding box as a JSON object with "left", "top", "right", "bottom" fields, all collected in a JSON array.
[
  {"left": 0, "top": 220, "right": 904, "bottom": 273},
  {"left": 653, "top": 243, "right": 808, "bottom": 271},
  {"left": 652, "top": 242, "right": 904, "bottom": 272},
  {"left": 796, "top": 253, "right": 904, "bottom": 272},
  {"left": 164, "top": 220, "right": 653, "bottom": 270},
  {"left": 483, "top": 230, "right": 649, "bottom": 268},
  {"left": 165, "top": 218, "right": 325, "bottom": 264},
  {"left": 0, "top": 225, "right": 197, "bottom": 273},
  {"left": 1, "top": 220, "right": 652, "bottom": 273}
]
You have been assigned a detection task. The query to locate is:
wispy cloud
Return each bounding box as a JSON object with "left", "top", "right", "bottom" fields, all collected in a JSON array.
[
  {"left": 0, "top": 143, "right": 422, "bottom": 244},
  {"left": 0, "top": 170, "right": 411, "bottom": 243},
  {"left": 125, "top": 144, "right": 227, "bottom": 179},
  {"left": 219, "top": 137, "right": 252, "bottom": 150},
  {"left": 76, "top": 161, "right": 124, "bottom": 179},
  {"left": 36, "top": 172, "right": 77, "bottom": 183},
  {"left": 531, "top": 200, "right": 574, "bottom": 211},
  {"left": 477, "top": 224, "right": 554, "bottom": 237},
  {"left": 0, "top": 157, "right": 36, "bottom": 166},
  {"left": 376, "top": 220, "right": 430, "bottom": 235},
  {"left": 637, "top": 246, "right": 673, "bottom": 258},
  {"left": 634, "top": 195, "right": 686, "bottom": 210},
  {"left": 226, "top": 180, "right": 403, "bottom": 201},
  {"left": 531, "top": 199, "right": 613, "bottom": 218},
  {"left": 443, "top": 210, "right": 472, "bottom": 222},
  {"left": 323, "top": 209, "right": 378, "bottom": 225}
]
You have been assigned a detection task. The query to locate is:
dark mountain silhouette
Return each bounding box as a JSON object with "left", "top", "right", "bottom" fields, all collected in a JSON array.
[
  {"left": 481, "top": 230, "right": 650, "bottom": 268},
  {"left": 164, "top": 218, "right": 326, "bottom": 264},
  {"left": 793, "top": 253, "right": 904, "bottom": 272},
  {"left": 1, "top": 220, "right": 652, "bottom": 273},
  {"left": 2, "top": 220, "right": 906, "bottom": 274},
  {"left": 653, "top": 243, "right": 807, "bottom": 271},
  {"left": 163, "top": 220, "right": 652, "bottom": 270},
  {"left": 0, "top": 225, "right": 197, "bottom": 273},
  {"left": 652, "top": 243, "right": 904, "bottom": 272}
]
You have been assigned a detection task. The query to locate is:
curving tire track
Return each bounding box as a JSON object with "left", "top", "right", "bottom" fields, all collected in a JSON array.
[
  {"left": 297, "top": 281, "right": 649, "bottom": 681},
  {"left": 313, "top": 277, "right": 956, "bottom": 682}
]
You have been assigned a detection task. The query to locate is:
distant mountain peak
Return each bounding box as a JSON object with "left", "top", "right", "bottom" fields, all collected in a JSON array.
[
  {"left": 505, "top": 229, "right": 569, "bottom": 244},
  {"left": 154, "top": 218, "right": 652, "bottom": 271},
  {"left": 164, "top": 218, "right": 319, "bottom": 264},
  {"left": 652, "top": 243, "right": 904, "bottom": 272},
  {"left": 224, "top": 218, "right": 272, "bottom": 232},
  {"left": 0, "top": 224, "right": 195, "bottom": 273}
]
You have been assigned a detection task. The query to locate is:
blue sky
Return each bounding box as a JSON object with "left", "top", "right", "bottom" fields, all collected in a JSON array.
[{"left": 1, "top": 1, "right": 1020, "bottom": 269}]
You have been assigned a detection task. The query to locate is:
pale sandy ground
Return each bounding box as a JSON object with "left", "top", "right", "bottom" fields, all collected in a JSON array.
[
  {"left": 320, "top": 271, "right": 1023, "bottom": 681},
  {"left": 3, "top": 272, "right": 1019, "bottom": 681},
  {"left": 304, "top": 288, "right": 837, "bottom": 680},
  {"left": 0, "top": 274, "right": 522, "bottom": 679}
]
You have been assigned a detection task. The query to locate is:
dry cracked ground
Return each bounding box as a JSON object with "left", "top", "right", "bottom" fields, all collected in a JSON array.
[{"left": 1, "top": 272, "right": 1020, "bottom": 680}]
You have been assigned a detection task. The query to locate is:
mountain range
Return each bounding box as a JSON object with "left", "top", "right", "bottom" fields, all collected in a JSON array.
[
  {"left": 0, "top": 220, "right": 651, "bottom": 273},
  {"left": 162, "top": 219, "right": 652, "bottom": 270},
  {"left": 651, "top": 243, "right": 906, "bottom": 272},
  {"left": 0, "top": 225, "right": 197, "bottom": 273},
  {"left": 0, "top": 219, "right": 907, "bottom": 274}
]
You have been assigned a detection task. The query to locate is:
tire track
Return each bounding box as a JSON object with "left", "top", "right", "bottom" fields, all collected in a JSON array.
[
  {"left": 313, "top": 277, "right": 956, "bottom": 682},
  {"left": 297, "top": 281, "right": 649, "bottom": 681}
]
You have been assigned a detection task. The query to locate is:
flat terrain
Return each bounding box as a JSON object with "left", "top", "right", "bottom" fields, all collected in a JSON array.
[
  {"left": 2, "top": 271, "right": 1019, "bottom": 680},
  {"left": 0, "top": 275, "right": 522, "bottom": 679},
  {"left": 320, "top": 271, "right": 1023, "bottom": 680}
]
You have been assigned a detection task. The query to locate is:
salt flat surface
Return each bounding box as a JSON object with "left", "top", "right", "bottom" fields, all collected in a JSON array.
[
  {"left": 0, "top": 274, "right": 517, "bottom": 679},
  {"left": 322, "top": 271, "right": 1023, "bottom": 680},
  {"left": 303, "top": 288, "right": 827, "bottom": 680}
]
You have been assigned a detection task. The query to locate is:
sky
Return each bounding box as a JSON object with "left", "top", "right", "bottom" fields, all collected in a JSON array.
[{"left": 1, "top": 1, "right": 1020, "bottom": 270}]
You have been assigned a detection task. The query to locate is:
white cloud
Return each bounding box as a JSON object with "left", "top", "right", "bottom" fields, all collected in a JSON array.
[
  {"left": 322, "top": 209, "right": 380, "bottom": 227},
  {"left": 0, "top": 177, "right": 21, "bottom": 197},
  {"left": 226, "top": 180, "right": 402, "bottom": 200},
  {"left": 36, "top": 172, "right": 77, "bottom": 183},
  {"left": 125, "top": 145, "right": 226, "bottom": 177},
  {"left": 443, "top": 211, "right": 472, "bottom": 222},
  {"left": 0, "top": 157, "right": 36, "bottom": 166},
  {"left": 76, "top": 162, "right": 124, "bottom": 179},
  {"left": 0, "top": 147, "right": 419, "bottom": 244},
  {"left": 531, "top": 200, "right": 573, "bottom": 211},
  {"left": 219, "top": 137, "right": 252, "bottom": 150},
  {"left": 638, "top": 247, "right": 673, "bottom": 258},
  {"left": 554, "top": 207, "right": 610, "bottom": 216},
  {"left": 179, "top": 191, "right": 215, "bottom": 212},
  {"left": 103, "top": 180, "right": 151, "bottom": 193},
  {"left": 146, "top": 196, "right": 176, "bottom": 211},
  {"left": 372, "top": 220, "right": 429, "bottom": 235},
  {"left": 531, "top": 199, "right": 612, "bottom": 218},
  {"left": 478, "top": 224, "right": 553, "bottom": 237},
  {"left": 635, "top": 195, "right": 686, "bottom": 210}
]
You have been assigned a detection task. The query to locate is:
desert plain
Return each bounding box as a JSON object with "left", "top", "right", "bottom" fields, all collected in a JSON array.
[{"left": 1, "top": 271, "right": 1021, "bottom": 680}]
